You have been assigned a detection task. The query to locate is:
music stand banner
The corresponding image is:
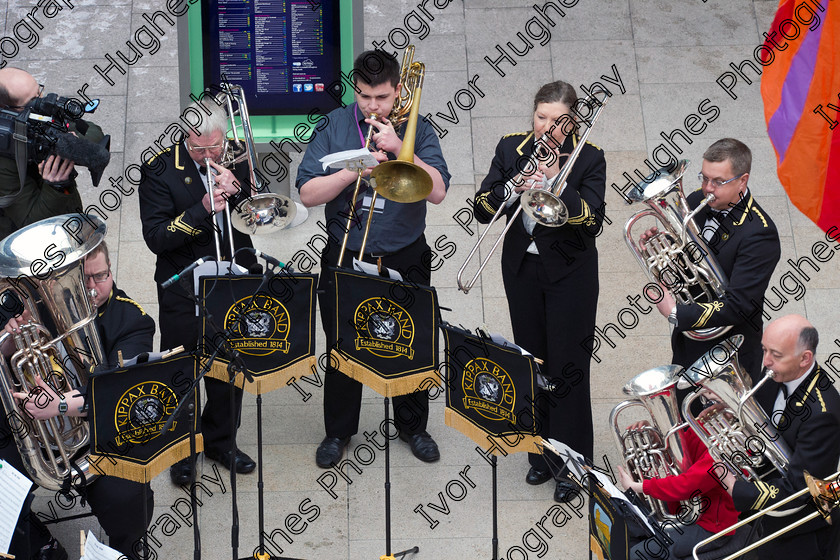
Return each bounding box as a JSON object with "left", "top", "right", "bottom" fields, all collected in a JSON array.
[
  {"left": 441, "top": 325, "right": 540, "bottom": 455},
  {"left": 88, "top": 353, "right": 202, "bottom": 483},
  {"left": 200, "top": 273, "right": 318, "bottom": 395},
  {"left": 332, "top": 268, "right": 439, "bottom": 398}
]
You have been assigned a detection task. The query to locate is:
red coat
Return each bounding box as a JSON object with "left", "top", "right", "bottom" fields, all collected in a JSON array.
[{"left": 642, "top": 428, "right": 739, "bottom": 534}]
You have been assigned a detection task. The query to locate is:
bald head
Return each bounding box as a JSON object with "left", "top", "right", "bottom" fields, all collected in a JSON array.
[
  {"left": 762, "top": 314, "right": 818, "bottom": 382},
  {"left": 0, "top": 68, "right": 40, "bottom": 110}
]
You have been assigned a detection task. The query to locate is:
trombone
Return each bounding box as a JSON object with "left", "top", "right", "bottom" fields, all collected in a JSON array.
[
  {"left": 456, "top": 92, "right": 608, "bottom": 294},
  {"left": 692, "top": 470, "right": 840, "bottom": 560},
  {"left": 214, "top": 83, "right": 299, "bottom": 236},
  {"left": 336, "top": 45, "right": 433, "bottom": 266}
]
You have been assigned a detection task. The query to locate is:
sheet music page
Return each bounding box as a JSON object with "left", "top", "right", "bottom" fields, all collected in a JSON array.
[
  {"left": 320, "top": 148, "right": 378, "bottom": 171},
  {"left": 0, "top": 459, "right": 32, "bottom": 554},
  {"left": 545, "top": 438, "right": 655, "bottom": 533},
  {"left": 80, "top": 530, "right": 122, "bottom": 560}
]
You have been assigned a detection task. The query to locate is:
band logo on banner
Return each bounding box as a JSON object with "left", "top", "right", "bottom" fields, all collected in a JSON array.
[
  {"left": 332, "top": 268, "right": 439, "bottom": 397},
  {"left": 88, "top": 353, "right": 201, "bottom": 483},
  {"left": 200, "top": 274, "right": 318, "bottom": 394},
  {"left": 441, "top": 325, "right": 539, "bottom": 455}
]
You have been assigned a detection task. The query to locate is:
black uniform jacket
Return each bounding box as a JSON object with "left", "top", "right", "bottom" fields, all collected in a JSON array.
[
  {"left": 95, "top": 285, "right": 155, "bottom": 369},
  {"left": 474, "top": 131, "right": 607, "bottom": 283},
  {"left": 732, "top": 364, "right": 840, "bottom": 539},
  {"left": 138, "top": 142, "right": 255, "bottom": 285},
  {"left": 673, "top": 189, "right": 781, "bottom": 377}
]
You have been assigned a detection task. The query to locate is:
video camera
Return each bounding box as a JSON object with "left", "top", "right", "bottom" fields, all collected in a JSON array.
[{"left": 0, "top": 92, "right": 111, "bottom": 189}]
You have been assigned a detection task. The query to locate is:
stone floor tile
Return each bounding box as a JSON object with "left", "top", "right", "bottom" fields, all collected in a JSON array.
[
  {"left": 550, "top": 40, "right": 639, "bottom": 96},
  {"left": 630, "top": 0, "right": 759, "bottom": 46},
  {"left": 465, "top": 6, "right": 554, "bottom": 63}
]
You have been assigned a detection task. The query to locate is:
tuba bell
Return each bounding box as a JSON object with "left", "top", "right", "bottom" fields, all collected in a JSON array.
[
  {"left": 0, "top": 214, "right": 107, "bottom": 491},
  {"left": 623, "top": 160, "right": 730, "bottom": 341},
  {"left": 679, "top": 334, "right": 792, "bottom": 483},
  {"left": 610, "top": 364, "right": 697, "bottom": 522}
]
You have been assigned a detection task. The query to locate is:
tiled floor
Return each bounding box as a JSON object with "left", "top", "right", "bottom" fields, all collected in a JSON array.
[{"left": 5, "top": 1, "right": 840, "bottom": 559}]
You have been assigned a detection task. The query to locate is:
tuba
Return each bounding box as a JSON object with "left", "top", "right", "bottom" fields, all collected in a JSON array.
[
  {"left": 679, "top": 334, "right": 792, "bottom": 483},
  {"left": 623, "top": 160, "right": 730, "bottom": 341},
  {"left": 0, "top": 214, "right": 107, "bottom": 491},
  {"left": 610, "top": 364, "right": 696, "bottom": 522}
]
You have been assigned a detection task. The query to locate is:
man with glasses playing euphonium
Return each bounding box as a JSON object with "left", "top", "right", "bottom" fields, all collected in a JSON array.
[
  {"left": 296, "top": 49, "right": 450, "bottom": 468},
  {"left": 644, "top": 139, "right": 781, "bottom": 384}
]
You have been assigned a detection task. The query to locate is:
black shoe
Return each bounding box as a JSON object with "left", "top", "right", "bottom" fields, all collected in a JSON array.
[
  {"left": 169, "top": 457, "right": 193, "bottom": 485},
  {"left": 205, "top": 448, "right": 256, "bottom": 474},
  {"left": 525, "top": 466, "right": 552, "bottom": 485},
  {"left": 36, "top": 537, "right": 68, "bottom": 560},
  {"left": 554, "top": 479, "right": 580, "bottom": 503},
  {"left": 316, "top": 436, "right": 350, "bottom": 468},
  {"left": 399, "top": 431, "right": 440, "bottom": 463}
]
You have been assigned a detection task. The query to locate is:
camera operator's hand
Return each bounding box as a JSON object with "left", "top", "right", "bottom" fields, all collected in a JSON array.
[{"left": 39, "top": 154, "right": 76, "bottom": 184}]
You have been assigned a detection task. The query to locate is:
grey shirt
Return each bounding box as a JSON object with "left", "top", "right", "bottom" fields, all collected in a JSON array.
[{"left": 295, "top": 103, "right": 450, "bottom": 254}]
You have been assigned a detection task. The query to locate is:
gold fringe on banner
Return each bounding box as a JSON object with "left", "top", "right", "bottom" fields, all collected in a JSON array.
[
  {"left": 332, "top": 351, "right": 440, "bottom": 398},
  {"left": 444, "top": 408, "right": 539, "bottom": 456},
  {"left": 204, "top": 356, "right": 318, "bottom": 395},
  {"left": 89, "top": 435, "right": 204, "bottom": 483}
]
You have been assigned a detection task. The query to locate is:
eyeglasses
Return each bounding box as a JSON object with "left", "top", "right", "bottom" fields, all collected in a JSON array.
[
  {"left": 85, "top": 270, "right": 111, "bottom": 283},
  {"left": 2, "top": 84, "right": 45, "bottom": 111},
  {"left": 186, "top": 142, "right": 224, "bottom": 153},
  {"left": 698, "top": 172, "right": 745, "bottom": 188}
]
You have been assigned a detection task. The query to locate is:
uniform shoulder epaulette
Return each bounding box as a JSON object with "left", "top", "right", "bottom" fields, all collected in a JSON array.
[
  {"left": 585, "top": 140, "right": 603, "bottom": 151},
  {"left": 116, "top": 295, "right": 148, "bottom": 316},
  {"left": 145, "top": 147, "right": 171, "bottom": 165},
  {"left": 502, "top": 131, "right": 529, "bottom": 139}
]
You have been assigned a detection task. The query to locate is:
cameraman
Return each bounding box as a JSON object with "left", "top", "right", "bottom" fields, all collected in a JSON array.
[{"left": 0, "top": 68, "right": 104, "bottom": 239}]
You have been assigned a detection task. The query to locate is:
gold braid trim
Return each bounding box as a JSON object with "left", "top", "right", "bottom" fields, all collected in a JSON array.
[
  {"left": 116, "top": 296, "right": 149, "bottom": 316},
  {"left": 750, "top": 479, "right": 780, "bottom": 511},
  {"left": 475, "top": 191, "right": 498, "bottom": 215},
  {"left": 692, "top": 301, "right": 724, "bottom": 328},
  {"left": 166, "top": 213, "right": 200, "bottom": 236},
  {"left": 798, "top": 372, "right": 827, "bottom": 412},
  {"left": 751, "top": 206, "right": 769, "bottom": 228},
  {"left": 567, "top": 198, "right": 596, "bottom": 226}
]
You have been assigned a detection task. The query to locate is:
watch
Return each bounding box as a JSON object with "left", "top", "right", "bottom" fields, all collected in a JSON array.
[
  {"left": 667, "top": 306, "right": 678, "bottom": 326},
  {"left": 58, "top": 398, "right": 68, "bottom": 416}
]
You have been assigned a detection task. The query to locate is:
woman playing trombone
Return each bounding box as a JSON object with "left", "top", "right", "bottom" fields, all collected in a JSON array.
[{"left": 473, "top": 81, "right": 606, "bottom": 502}]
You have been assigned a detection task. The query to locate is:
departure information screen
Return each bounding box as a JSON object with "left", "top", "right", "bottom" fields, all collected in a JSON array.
[{"left": 203, "top": 0, "right": 344, "bottom": 115}]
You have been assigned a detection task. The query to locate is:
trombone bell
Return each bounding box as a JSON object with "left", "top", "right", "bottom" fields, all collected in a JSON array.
[
  {"left": 232, "top": 192, "right": 297, "bottom": 235},
  {"left": 520, "top": 189, "right": 569, "bottom": 227}
]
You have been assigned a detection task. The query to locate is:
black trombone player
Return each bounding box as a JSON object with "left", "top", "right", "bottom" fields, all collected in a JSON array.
[
  {"left": 295, "top": 49, "right": 450, "bottom": 468},
  {"left": 138, "top": 99, "right": 257, "bottom": 485}
]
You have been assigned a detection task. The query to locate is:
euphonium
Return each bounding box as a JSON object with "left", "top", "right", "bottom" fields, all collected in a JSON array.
[
  {"left": 679, "top": 334, "right": 792, "bottom": 482},
  {"left": 623, "top": 160, "right": 730, "bottom": 341},
  {"left": 609, "top": 364, "right": 697, "bottom": 522},
  {"left": 0, "top": 214, "right": 107, "bottom": 490}
]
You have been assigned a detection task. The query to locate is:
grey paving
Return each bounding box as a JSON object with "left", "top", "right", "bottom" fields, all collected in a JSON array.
[{"left": 3, "top": 1, "right": 839, "bottom": 559}]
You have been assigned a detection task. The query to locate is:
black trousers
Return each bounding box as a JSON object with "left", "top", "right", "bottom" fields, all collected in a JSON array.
[
  {"left": 1, "top": 414, "right": 153, "bottom": 559},
  {"left": 318, "top": 236, "right": 431, "bottom": 439},
  {"left": 502, "top": 253, "right": 597, "bottom": 471},
  {"left": 157, "top": 283, "right": 244, "bottom": 454}
]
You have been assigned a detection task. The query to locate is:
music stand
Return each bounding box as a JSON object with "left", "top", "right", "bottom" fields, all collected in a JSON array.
[
  {"left": 440, "top": 325, "right": 542, "bottom": 560},
  {"left": 198, "top": 269, "right": 317, "bottom": 560},
  {"left": 331, "top": 267, "right": 440, "bottom": 560}
]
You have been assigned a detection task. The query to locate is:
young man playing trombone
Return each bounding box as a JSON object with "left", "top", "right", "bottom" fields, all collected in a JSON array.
[{"left": 296, "top": 49, "right": 450, "bottom": 468}]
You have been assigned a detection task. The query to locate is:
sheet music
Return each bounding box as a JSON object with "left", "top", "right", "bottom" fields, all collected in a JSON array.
[
  {"left": 320, "top": 148, "right": 378, "bottom": 171},
  {"left": 544, "top": 438, "right": 655, "bottom": 533},
  {"left": 487, "top": 332, "right": 535, "bottom": 359},
  {"left": 352, "top": 258, "right": 403, "bottom": 281},
  {"left": 80, "top": 530, "right": 122, "bottom": 560},
  {"left": 0, "top": 459, "right": 32, "bottom": 554}
]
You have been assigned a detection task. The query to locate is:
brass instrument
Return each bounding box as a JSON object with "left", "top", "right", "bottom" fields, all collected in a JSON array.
[
  {"left": 214, "top": 83, "right": 298, "bottom": 236},
  {"left": 679, "top": 334, "right": 792, "bottom": 483},
  {"left": 610, "top": 364, "right": 696, "bottom": 522},
  {"left": 368, "top": 46, "right": 433, "bottom": 207},
  {"left": 0, "top": 214, "right": 107, "bottom": 490},
  {"left": 337, "top": 45, "right": 432, "bottom": 262},
  {"left": 623, "top": 160, "right": 730, "bottom": 341},
  {"left": 456, "top": 91, "right": 608, "bottom": 294},
  {"left": 692, "top": 470, "right": 840, "bottom": 560}
]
